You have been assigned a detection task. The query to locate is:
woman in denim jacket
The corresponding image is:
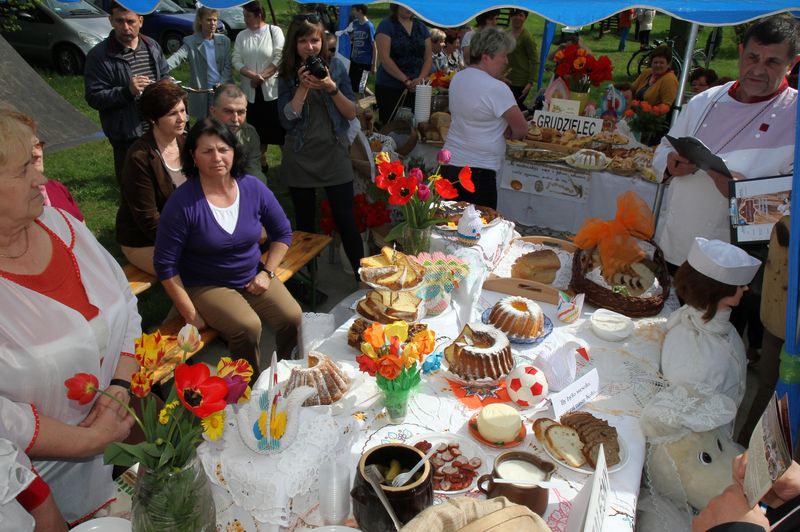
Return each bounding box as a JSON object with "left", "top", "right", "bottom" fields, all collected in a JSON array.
[{"left": 277, "top": 13, "right": 363, "bottom": 277}]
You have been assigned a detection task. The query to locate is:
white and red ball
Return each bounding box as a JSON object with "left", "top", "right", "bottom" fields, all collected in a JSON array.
[{"left": 507, "top": 365, "right": 548, "bottom": 407}]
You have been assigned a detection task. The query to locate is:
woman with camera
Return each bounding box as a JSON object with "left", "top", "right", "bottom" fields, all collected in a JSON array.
[{"left": 277, "top": 13, "right": 363, "bottom": 277}]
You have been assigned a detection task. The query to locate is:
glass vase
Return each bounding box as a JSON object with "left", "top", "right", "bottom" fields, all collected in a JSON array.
[
  {"left": 132, "top": 455, "right": 215, "bottom": 532},
  {"left": 381, "top": 386, "right": 413, "bottom": 424},
  {"left": 401, "top": 225, "right": 432, "bottom": 256}
]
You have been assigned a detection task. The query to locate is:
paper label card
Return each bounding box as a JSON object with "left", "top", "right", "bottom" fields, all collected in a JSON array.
[
  {"left": 550, "top": 98, "right": 581, "bottom": 115},
  {"left": 551, "top": 368, "right": 599, "bottom": 419},
  {"left": 566, "top": 443, "right": 609, "bottom": 532},
  {"left": 533, "top": 110, "right": 604, "bottom": 137}
]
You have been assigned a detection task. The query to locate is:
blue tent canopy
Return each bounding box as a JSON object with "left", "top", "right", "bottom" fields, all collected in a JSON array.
[{"left": 121, "top": 0, "right": 800, "bottom": 26}]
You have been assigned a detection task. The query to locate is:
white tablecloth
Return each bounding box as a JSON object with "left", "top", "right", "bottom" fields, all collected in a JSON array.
[
  {"left": 498, "top": 159, "right": 665, "bottom": 234},
  {"left": 204, "top": 282, "right": 676, "bottom": 531}
]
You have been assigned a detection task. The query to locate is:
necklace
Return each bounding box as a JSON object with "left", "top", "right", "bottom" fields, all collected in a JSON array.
[{"left": 0, "top": 227, "right": 29, "bottom": 259}]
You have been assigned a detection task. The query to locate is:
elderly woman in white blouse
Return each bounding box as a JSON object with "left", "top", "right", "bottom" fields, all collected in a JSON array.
[
  {"left": 232, "top": 0, "right": 285, "bottom": 172},
  {"left": 167, "top": 6, "right": 232, "bottom": 120}
]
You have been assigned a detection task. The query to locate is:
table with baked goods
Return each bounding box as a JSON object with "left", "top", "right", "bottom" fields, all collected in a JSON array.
[{"left": 198, "top": 277, "right": 676, "bottom": 531}]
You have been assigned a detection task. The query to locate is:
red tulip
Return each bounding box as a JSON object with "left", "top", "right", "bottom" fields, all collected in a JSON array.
[
  {"left": 435, "top": 178, "right": 459, "bottom": 200},
  {"left": 356, "top": 354, "right": 378, "bottom": 376},
  {"left": 64, "top": 373, "right": 99, "bottom": 405},
  {"left": 387, "top": 176, "right": 418, "bottom": 205},
  {"left": 458, "top": 167, "right": 475, "bottom": 193},
  {"left": 175, "top": 363, "right": 228, "bottom": 418},
  {"left": 376, "top": 161, "right": 406, "bottom": 190},
  {"left": 130, "top": 370, "right": 153, "bottom": 398}
]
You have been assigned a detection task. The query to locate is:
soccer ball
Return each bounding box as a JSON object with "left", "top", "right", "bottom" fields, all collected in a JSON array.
[{"left": 507, "top": 365, "right": 548, "bottom": 408}]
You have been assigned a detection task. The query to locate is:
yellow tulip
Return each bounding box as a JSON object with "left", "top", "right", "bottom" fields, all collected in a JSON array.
[
  {"left": 361, "top": 342, "right": 379, "bottom": 360},
  {"left": 375, "top": 151, "right": 391, "bottom": 165}
]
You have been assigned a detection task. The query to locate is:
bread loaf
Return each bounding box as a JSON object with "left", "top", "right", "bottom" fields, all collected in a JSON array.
[
  {"left": 533, "top": 418, "right": 557, "bottom": 441},
  {"left": 545, "top": 425, "right": 585, "bottom": 468},
  {"left": 511, "top": 250, "right": 561, "bottom": 284}
]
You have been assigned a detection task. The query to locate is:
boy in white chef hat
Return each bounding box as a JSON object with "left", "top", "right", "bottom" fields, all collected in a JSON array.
[{"left": 660, "top": 238, "right": 761, "bottom": 409}]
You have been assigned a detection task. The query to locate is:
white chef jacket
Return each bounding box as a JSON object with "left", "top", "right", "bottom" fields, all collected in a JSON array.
[{"left": 661, "top": 305, "right": 746, "bottom": 408}]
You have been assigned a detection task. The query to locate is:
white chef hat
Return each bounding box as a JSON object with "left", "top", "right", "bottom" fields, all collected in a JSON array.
[{"left": 687, "top": 237, "right": 761, "bottom": 286}]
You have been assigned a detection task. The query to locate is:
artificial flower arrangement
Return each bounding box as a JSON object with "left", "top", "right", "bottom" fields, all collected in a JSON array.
[
  {"left": 64, "top": 326, "right": 252, "bottom": 469},
  {"left": 553, "top": 44, "right": 613, "bottom": 92},
  {"left": 375, "top": 149, "right": 474, "bottom": 246},
  {"left": 320, "top": 192, "right": 391, "bottom": 236},
  {"left": 623, "top": 100, "right": 671, "bottom": 145},
  {"left": 430, "top": 70, "right": 455, "bottom": 90}
]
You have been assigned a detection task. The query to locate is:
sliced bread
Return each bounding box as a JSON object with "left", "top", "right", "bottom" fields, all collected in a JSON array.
[
  {"left": 533, "top": 418, "right": 558, "bottom": 442},
  {"left": 546, "top": 425, "right": 586, "bottom": 468},
  {"left": 583, "top": 440, "right": 621, "bottom": 469}
]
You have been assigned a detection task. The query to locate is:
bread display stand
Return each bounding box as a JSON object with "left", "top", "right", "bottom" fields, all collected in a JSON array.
[
  {"left": 570, "top": 239, "right": 671, "bottom": 317},
  {"left": 484, "top": 236, "right": 577, "bottom": 305}
]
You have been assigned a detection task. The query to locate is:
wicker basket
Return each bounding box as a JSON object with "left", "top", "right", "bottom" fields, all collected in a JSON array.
[{"left": 570, "top": 240, "right": 671, "bottom": 317}]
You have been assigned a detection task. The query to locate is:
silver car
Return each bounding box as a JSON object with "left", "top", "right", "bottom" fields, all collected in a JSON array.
[{"left": 3, "top": 0, "right": 110, "bottom": 74}]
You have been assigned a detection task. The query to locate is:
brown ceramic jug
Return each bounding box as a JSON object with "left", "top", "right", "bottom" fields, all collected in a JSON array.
[
  {"left": 477, "top": 451, "right": 556, "bottom": 516},
  {"left": 351, "top": 443, "right": 433, "bottom": 532}
]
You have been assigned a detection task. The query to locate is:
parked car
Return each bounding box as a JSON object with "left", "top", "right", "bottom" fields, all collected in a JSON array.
[
  {"left": 2, "top": 0, "right": 111, "bottom": 74},
  {"left": 90, "top": 0, "right": 224, "bottom": 55},
  {"left": 172, "top": 0, "right": 245, "bottom": 40}
]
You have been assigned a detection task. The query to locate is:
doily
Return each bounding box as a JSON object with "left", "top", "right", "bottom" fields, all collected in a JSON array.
[{"left": 198, "top": 404, "right": 356, "bottom": 527}]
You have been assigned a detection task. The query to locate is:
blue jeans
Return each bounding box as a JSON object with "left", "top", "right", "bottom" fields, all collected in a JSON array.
[{"left": 618, "top": 27, "right": 631, "bottom": 51}]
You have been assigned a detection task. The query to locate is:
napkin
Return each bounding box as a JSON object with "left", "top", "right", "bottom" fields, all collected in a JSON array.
[
  {"left": 536, "top": 339, "right": 586, "bottom": 391},
  {"left": 557, "top": 291, "right": 585, "bottom": 323}
]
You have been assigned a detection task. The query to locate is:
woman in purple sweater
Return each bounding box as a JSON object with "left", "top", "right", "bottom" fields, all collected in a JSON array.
[{"left": 154, "top": 118, "right": 302, "bottom": 374}]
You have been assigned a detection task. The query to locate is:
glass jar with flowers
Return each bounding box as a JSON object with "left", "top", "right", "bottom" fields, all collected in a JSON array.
[
  {"left": 623, "top": 101, "right": 671, "bottom": 146},
  {"left": 63, "top": 326, "right": 252, "bottom": 532},
  {"left": 375, "top": 149, "right": 473, "bottom": 255},
  {"left": 552, "top": 44, "right": 614, "bottom": 112},
  {"left": 430, "top": 70, "right": 455, "bottom": 112},
  {"left": 355, "top": 321, "right": 437, "bottom": 423}
]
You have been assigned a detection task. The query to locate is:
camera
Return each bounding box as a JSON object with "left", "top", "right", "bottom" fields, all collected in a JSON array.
[{"left": 304, "top": 55, "right": 328, "bottom": 79}]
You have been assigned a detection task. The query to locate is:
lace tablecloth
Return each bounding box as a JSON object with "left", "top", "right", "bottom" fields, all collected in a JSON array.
[{"left": 199, "top": 287, "right": 674, "bottom": 531}]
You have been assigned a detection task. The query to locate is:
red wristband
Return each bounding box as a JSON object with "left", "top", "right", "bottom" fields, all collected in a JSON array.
[{"left": 17, "top": 474, "right": 50, "bottom": 511}]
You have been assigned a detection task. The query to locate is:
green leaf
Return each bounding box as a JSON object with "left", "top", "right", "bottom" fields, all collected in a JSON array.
[
  {"left": 104, "top": 442, "right": 153, "bottom": 468},
  {"left": 384, "top": 222, "right": 407, "bottom": 243}
]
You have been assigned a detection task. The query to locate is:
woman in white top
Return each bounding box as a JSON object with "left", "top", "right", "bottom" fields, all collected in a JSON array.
[
  {"left": 441, "top": 27, "right": 527, "bottom": 209},
  {"left": 232, "top": 0, "right": 285, "bottom": 172},
  {"left": 0, "top": 112, "right": 140, "bottom": 524},
  {"left": 661, "top": 238, "right": 761, "bottom": 408}
]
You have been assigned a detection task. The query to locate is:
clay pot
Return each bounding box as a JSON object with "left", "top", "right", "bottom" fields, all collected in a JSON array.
[
  {"left": 351, "top": 443, "right": 433, "bottom": 531},
  {"left": 477, "top": 451, "right": 556, "bottom": 516}
]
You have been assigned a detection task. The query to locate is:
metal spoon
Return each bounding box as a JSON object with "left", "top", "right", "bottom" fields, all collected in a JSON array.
[
  {"left": 391, "top": 447, "right": 437, "bottom": 487},
  {"left": 364, "top": 464, "right": 402, "bottom": 531}
]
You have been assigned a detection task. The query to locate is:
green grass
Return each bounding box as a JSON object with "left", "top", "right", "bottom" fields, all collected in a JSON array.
[{"left": 31, "top": 4, "right": 743, "bottom": 327}]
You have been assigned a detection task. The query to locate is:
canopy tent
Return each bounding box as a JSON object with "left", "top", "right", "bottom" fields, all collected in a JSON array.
[
  {"left": 0, "top": 36, "right": 102, "bottom": 153},
  {"left": 114, "top": 0, "right": 800, "bottom": 439}
]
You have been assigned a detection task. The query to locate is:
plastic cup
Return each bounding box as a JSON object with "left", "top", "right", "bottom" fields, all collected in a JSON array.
[{"left": 318, "top": 460, "right": 351, "bottom": 525}]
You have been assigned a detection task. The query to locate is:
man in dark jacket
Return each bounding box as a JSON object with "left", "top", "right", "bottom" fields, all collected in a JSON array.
[{"left": 84, "top": 1, "right": 170, "bottom": 184}]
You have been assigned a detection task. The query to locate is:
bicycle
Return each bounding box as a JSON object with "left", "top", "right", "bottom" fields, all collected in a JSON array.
[{"left": 626, "top": 37, "right": 706, "bottom": 78}]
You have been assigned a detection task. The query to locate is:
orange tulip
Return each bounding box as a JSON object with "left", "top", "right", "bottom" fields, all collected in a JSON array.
[
  {"left": 130, "top": 370, "right": 154, "bottom": 398},
  {"left": 640, "top": 101, "right": 652, "bottom": 113},
  {"left": 412, "top": 329, "right": 436, "bottom": 356},
  {"left": 573, "top": 57, "right": 587, "bottom": 70}
]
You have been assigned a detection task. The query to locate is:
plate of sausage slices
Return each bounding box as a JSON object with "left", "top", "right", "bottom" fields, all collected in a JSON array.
[{"left": 410, "top": 432, "right": 488, "bottom": 494}]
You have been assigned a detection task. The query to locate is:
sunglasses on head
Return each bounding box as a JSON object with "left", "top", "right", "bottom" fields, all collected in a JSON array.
[{"left": 293, "top": 13, "right": 320, "bottom": 24}]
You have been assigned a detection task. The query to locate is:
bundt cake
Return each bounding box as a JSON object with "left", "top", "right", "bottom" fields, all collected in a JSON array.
[
  {"left": 284, "top": 352, "right": 350, "bottom": 406},
  {"left": 444, "top": 323, "right": 513, "bottom": 381},
  {"left": 488, "top": 296, "right": 545, "bottom": 339}
]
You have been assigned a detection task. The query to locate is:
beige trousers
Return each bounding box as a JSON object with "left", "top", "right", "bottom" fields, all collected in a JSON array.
[
  {"left": 185, "top": 279, "right": 302, "bottom": 376},
  {"left": 121, "top": 245, "right": 155, "bottom": 276}
]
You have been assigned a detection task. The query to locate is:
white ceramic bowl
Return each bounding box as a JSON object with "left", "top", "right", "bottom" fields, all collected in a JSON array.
[{"left": 590, "top": 309, "right": 634, "bottom": 342}]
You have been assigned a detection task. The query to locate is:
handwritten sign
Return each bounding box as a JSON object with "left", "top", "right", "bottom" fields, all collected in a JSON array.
[
  {"left": 500, "top": 158, "right": 591, "bottom": 204},
  {"left": 549, "top": 98, "right": 581, "bottom": 115},
  {"left": 551, "top": 368, "right": 599, "bottom": 419},
  {"left": 567, "top": 442, "right": 610, "bottom": 532},
  {"left": 533, "top": 110, "right": 604, "bottom": 137}
]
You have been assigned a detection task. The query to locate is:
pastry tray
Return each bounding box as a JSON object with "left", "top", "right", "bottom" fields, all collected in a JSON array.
[{"left": 484, "top": 236, "right": 577, "bottom": 305}]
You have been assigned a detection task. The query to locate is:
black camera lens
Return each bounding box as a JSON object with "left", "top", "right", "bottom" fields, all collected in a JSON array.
[{"left": 304, "top": 55, "right": 328, "bottom": 79}]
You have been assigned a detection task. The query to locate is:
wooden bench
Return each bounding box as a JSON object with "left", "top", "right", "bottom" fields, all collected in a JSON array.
[
  {"left": 123, "top": 263, "right": 156, "bottom": 296},
  {"left": 138, "top": 231, "right": 332, "bottom": 384}
]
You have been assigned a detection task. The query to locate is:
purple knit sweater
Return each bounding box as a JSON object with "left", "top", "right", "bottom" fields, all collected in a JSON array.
[{"left": 154, "top": 175, "right": 292, "bottom": 288}]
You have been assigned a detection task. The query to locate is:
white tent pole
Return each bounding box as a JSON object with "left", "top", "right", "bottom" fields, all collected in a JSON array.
[{"left": 652, "top": 22, "right": 700, "bottom": 224}]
